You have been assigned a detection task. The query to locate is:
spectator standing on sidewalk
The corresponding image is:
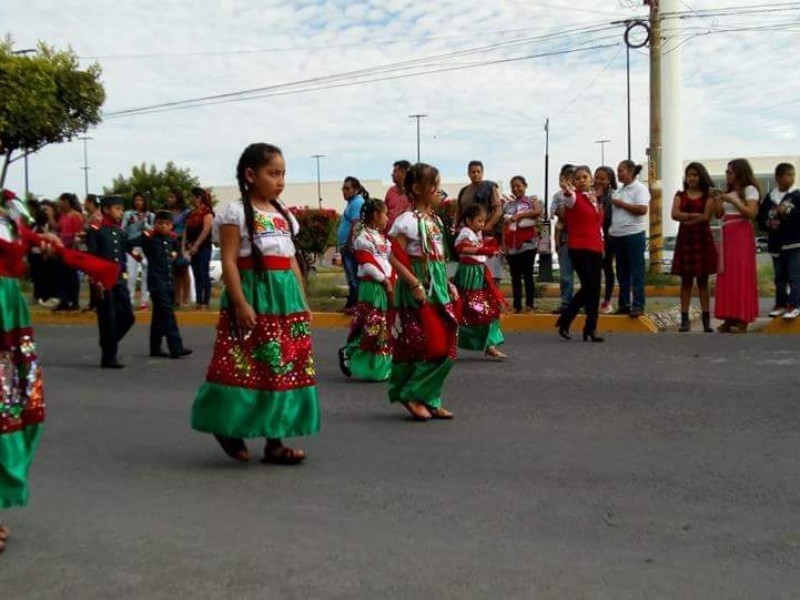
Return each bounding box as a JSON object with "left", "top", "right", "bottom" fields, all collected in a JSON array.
[
  {"left": 594, "top": 166, "right": 618, "bottom": 314},
  {"left": 121, "top": 192, "right": 154, "bottom": 310},
  {"left": 384, "top": 160, "right": 411, "bottom": 233},
  {"left": 550, "top": 164, "right": 576, "bottom": 314},
  {"left": 338, "top": 177, "right": 367, "bottom": 314}
]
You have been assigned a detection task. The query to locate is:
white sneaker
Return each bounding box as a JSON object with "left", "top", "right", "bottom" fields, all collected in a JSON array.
[
  {"left": 783, "top": 308, "right": 800, "bottom": 320},
  {"left": 600, "top": 301, "right": 614, "bottom": 315},
  {"left": 769, "top": 307, "right": 787, "bottom": 317}
]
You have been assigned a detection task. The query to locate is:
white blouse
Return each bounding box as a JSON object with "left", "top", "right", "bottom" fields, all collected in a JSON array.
[
  {"left": 213, "top": 199, "right": 299, "bottom": 257},
  {"left": 454, "top": 227, "right": 487, "bottom": 263},
  {"left": 388, "top": 211, "right": 445, "bottom": 258},
  {"left": 353, "top": 228, "right": 393, "bottom": 282},
  {"left": 723, "top": 185, "right": 760, "bottom": 215}
]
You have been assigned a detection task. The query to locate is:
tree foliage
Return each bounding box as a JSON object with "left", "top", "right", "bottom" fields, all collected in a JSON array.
[
  {"left": 0, "top": 36, "right": 105, "bottom": 186},
  {"left": 289, "top": 208, "right": 339, "bottom": 255},
  {"left": 105, "top": 162, "right": 202, "bottom": 209}
]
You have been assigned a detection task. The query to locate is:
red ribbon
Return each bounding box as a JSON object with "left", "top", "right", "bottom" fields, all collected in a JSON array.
[{"left": 237, "top": 255, "right": 292, "bottom": 271}]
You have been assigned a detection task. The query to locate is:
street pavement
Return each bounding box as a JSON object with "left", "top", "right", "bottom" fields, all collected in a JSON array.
[{"left": 3, "top": 325, "right": 800, "bottom": 599}]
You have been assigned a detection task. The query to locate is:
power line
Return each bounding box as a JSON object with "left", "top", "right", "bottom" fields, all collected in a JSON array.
[{"left": 105, "top": 22, "right": 619, "bottom": 118}]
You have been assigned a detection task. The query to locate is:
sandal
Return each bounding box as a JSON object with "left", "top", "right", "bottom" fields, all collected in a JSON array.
[
  {"left": 213, "top": 435, "right": 250, "bottom": 462},
  {"left": 338, "top": 347, "right": 352, "bottom": 377},
  {"left": 262, "top": 442, "right": 306, "bottom": 465},
  {"left": 485, "top": 346, "right": 507, "bottom": 360},
  {"left": 427, "top": 407, "right": 455, "bottom": 420},
  {"left": 717, "top": 321, "right": 732, "bottom": 334},
  {"left": 401, "top": 401, "right": 431, "bottom": 421}
]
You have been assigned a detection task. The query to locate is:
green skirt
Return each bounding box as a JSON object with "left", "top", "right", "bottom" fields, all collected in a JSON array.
[
  {"left": 453, "top": 263, "right": 505, "bottom": 352},
  {"left": 191, "top": 268, "right": 320, "bottom": 439},
  {"left": 0, "top": 276, "right": 45, "bottom": 510},
  {"left": 344, "top": 280, "right": 392, "bottom": 381},
  {"left": 388, "top": 260, "right": 456, "bottom": 409}
]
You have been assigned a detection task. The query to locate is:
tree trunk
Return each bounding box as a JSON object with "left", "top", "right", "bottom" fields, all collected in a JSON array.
[{"left": 0, "top": 151, "right": 12, "bottom": 189}]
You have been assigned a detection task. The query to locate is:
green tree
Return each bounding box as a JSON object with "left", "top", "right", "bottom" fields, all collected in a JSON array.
[
  {"left": 0, "top": 36, "right": 105, "bottom": 186},
  {"left": 105, "top": 162, "right": 201, "bottom": 209}
]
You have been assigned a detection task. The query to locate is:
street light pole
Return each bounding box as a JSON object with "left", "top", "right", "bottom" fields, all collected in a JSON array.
[
  {"left": 311, "top": 154, "right": 325, "bottom": 209},
  {"left": 78, "top": 136, "right": 93, "bottom": 198},
  {"left": 408, "top": 114, "right": 428, "bottom": 162},
  {"left": 594, "top": 139, "right": 611, "bottom": 166},
  {"left": 539, "top": 117, "right": 554, "bottom": 283},
  {"left": 24, "top": 151, "right": 30, "bottom": 199}
]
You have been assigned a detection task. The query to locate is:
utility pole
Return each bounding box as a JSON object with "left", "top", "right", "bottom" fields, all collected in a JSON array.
[
  {"left": 311, "top": 154, "right": 325, "bottom": 209},
  {"left": 539, "top": 118, "right": 553, "bottom": 283},
  {"left": 646, "top": 0, "right": 663, "bottom": 275},
  {"left": 24, "top": 150, "right": 30, "bottom": 200},
  {"left": 594, "top": 139, "right": 611, "bottom": 166},
  {"left": 408, "top": 114, "right": 428, "bottom": 162},
  {"left": 78, "top": 136, "right": 92, "bottom": 198}
]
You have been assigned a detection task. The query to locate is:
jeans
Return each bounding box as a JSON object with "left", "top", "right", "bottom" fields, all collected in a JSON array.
[
  {"left": 613, "top": 231, "right": 646, "bottom": 312},
  {"left": 126, "top": 251, "right": 149, "bottom": 305},
  {"left": 341, "top": 249, "right": 359, "bottom": 307},
  {"left": 557, "top": 241, "right": 574, "bottom": 307},
  {"left": 507, "top": 250, "right": 536, "bottom": 311},
  {"left": 562, "top": 249, "right": 602, "bottom": 334},
  {"left": 191, "top": 244, "right": 212, "bottom": 306},
  {"left": 773, "top": 248, "right": 800, "bottom": 308},
  {"left": 602, "top": 235, "right": 616, "bottom": 303}
]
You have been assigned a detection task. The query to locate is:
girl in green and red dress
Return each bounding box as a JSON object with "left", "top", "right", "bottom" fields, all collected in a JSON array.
[
  {"left": 191, "top": 144, "right": 320, "bottom": 465},
  {"left": 338, "top": 199, "right": 394, "bottom": 381},
  {"left": 453, "top": 204, "right": 507, "bottom": 359},
  {"left": 387, "top": 163, "right": 458, "bottom": 421}
]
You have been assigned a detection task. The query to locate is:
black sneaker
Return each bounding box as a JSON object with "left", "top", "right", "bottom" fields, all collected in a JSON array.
[
  {"left": 614, "top": 307, "right": 631, "bottom": 315},
  {"left": 338, "top": 347, "right": 352, "bottom": 377},
  {"left": 170, "top": 349, "right": 194, "bottom": 359},
  {"left": 150, "top": 350, "right": 170, "bottom": 358}
]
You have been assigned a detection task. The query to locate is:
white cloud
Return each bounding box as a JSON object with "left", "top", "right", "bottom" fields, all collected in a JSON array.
[{"left": 1, "top": 0, "right": 797, "bottom": 202}]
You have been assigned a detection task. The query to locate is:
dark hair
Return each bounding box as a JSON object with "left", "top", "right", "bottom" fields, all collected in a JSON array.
[
  {"left": 344, "top": 176, "right": 369, "bottom": 201},
  {"left": 393, "top": 160, "right": 411, "bottom": 171},
  {"left": 169, "top": 189, "right": 186, "bottom": 211},
  {"left": 468, "top": 160, "right": 484, "bottom": 171},
  {"left": 58, "top": 192, "right": 81, "bottom": 212},
  {"left": 85, "top": 194, "right": 100, "bottom": 208},
  {"left": 360, "top": 198, "right": 387, "bottom": 228},
  {"left": 594, "top": 166, "right": 618, "bottom": 191},
  {"left": 574, "top": 165, "right": 593, "bottom": 178},
  {"left": 404, "top": 163, "right": 440, "bottom": 203},
  {"left": 235, "top": 143, "right": 304, "bottom": 277},
  {"left": 618, "top": 160, "right": 643, "bottom": 178},
  {"left": 191, "top": 187, "right": 215, "bottom": 216},
  {"left": 511, "top": 175, "right": 527, "bottom": 187},
  {"left": 683, "top": 162, "right": 714, "bottom": 193},
  {"left": 726, "top": 158, "right": 761, "bottom": 196},
  {"left": 459, "top": 203, "right": 486, "bottom": 228},
  {"left": 776, "top": 162, "right": 795, "bottom": 178},
  {"left": 131, "top": 191, "right": 148, "bottom": 211},
  {"left": 559, "top": 164, "right": 575, "bottom": 177}
]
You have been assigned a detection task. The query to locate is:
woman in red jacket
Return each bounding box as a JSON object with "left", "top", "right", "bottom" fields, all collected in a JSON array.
[{"left": 555, "top": 165, "right": 605, "bottom": 342}]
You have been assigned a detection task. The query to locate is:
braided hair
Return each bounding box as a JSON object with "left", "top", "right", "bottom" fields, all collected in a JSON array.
[
  {"left": 404, "top": 163, "right": 440, "bottom": 204},
  {"left": 457, "top": 203, "right": 485, "bottom": 229},
  {"left": 359, "top": 198, "right": 386, "bottom": 229},
  {"left": 235, "top": 143, "right": 305, "bottom": 277}
]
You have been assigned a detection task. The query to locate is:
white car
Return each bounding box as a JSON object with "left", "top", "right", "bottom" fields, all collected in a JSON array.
[{"left": 209, "top": 247, "right": 223, "bottom": 284}]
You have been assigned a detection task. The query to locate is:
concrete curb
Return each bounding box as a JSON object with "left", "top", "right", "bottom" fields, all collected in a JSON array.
[{"left": 31, "top": 310, "right": 659, "bottom": 334}]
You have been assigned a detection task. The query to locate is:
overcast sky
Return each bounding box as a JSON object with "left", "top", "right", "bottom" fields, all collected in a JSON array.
[{"left": 2, "top": 0, "right": 798, "bottom": 201}]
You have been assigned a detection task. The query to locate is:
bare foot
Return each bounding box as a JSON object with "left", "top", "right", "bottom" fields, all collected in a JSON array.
[
  {"left": 427, "top": 406, "right": 455, "bottom": 419},
  {"left": 401, "top": 401, "right": 431, "bottom": 421},
  {"left": 0, "top": 523, "right": 9, "bottom": 553},
  {"left": 485, "top": 346, "right": 507, "bottom": 360}
]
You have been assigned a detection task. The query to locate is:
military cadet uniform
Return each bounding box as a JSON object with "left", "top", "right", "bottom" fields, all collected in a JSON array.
[
  {"left": 129, "top": 212, "right": 192, "bottom": 359},
  {"left": 86, "top": 196, "right": 135, "bottom": 369}
]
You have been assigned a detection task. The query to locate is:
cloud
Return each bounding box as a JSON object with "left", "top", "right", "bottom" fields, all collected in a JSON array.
[{"left": 1, "top": 0, "right": 797, "bottom": 202}]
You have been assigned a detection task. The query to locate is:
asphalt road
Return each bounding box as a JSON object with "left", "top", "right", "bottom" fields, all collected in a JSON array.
[{"left": 3, "top": 325, "right": 800, "bottom": 599}]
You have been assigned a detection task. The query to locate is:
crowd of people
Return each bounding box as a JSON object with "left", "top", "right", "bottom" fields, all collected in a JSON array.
[{"left": 1, "top": 143, "right": 798, "bottom": 554}]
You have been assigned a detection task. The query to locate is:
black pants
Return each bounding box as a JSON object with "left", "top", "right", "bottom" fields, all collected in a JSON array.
[
  {"left": 29, "top": 253, "right": 58, "bottom": 301},
  {"left": 561, "top": 249, "right": 602, "bottom": 334},
  {"left": 58, "top": 263, "right": 80, "bottom": 308},
  {"left": 506, "top": 249, "right": 536, "bottom": 311},
  {"left": 190, "top": 245, "right": 212, "bottom": 306},
  {"left": 150, "top": 288, "right": 184, "bottom": 355},
  {"left": 96, "top": 283, "right": 135, "bottom": 365},
  {"left": 602, "top": 235, "right": 616, "bottom": 303}
]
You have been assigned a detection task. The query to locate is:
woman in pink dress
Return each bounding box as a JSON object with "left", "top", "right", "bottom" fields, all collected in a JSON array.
[{"left": 713, "top": 159, "right": 761, "bottom": 333}]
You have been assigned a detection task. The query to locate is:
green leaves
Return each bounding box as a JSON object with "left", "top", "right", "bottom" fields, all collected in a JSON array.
[
  {"left": 0, "top": 36, "right": 105, "bottom": 183},
  {"left": 105, "top": 161, "right": 202, "bottom": 209}
]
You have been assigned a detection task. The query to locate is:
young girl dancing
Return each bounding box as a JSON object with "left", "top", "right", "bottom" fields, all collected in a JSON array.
[
  {"left": 387, "top": 163, "right": 458, "bottom": 421},
  {"left": 338, "top": 199, "right": 394, "bottom": 381},
  {"left": 454, "top": 204, "right": 507, "bottom": 359},
  {"left": 191, "top": 144, "right": 320, "bottom": 465}
]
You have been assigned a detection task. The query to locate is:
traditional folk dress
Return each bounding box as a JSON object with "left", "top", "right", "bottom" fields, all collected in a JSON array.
[
  {"left": 387, "top": 211, "right": 458, "bottom": 408},
  {"left": 0, "top": 199, "right": 117, "bottom": 512},
  {"left": 191, "top": 201, "right": 320, "bottom": 440},
  {"left": 453, "top": 227, "right": 506, "bottom": 352},
  {"left": 0, "top": 209, "right": 44, "bottom": 511},
  {"left": 342, "top": 228, "right": 394, "bottom": 381}
]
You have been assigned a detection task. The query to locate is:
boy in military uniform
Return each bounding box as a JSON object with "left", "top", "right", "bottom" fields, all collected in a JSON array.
[
  {"left": 129, "top": 211, "right": 193, "bottom": 359},
  {"left": 86, "top": 195, "right": 135, "bottom": 368}
]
